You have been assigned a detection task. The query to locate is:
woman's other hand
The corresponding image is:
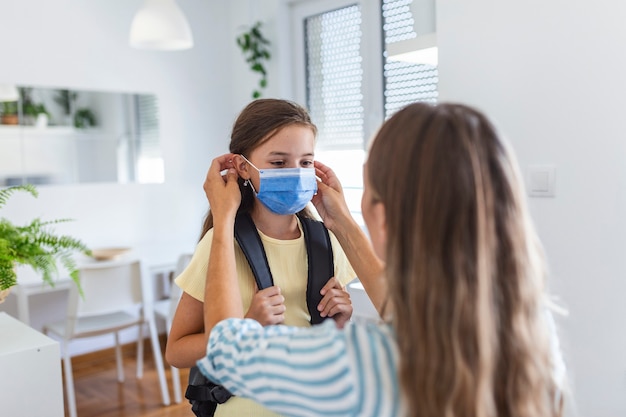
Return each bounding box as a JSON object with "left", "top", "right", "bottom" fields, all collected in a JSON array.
[
  {"left": 318, "top": 277, "right": 353, "bottom": 329},
  {"left": 204, "top": 153, "right": 240, "bottom": 222},
  {"left": 245, "top": 285, "right": 286, "bottom": 326},
  {"left": 312, "top": 161, "right": 353, "bottom": 233}
]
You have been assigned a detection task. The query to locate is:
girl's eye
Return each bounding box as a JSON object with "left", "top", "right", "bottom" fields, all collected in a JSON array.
[
  {"left": 270, "top": 161, "right": 285, "bottom": 167},
  {"left": 301, "top": 160, "right": 313, "bottom": 167}
]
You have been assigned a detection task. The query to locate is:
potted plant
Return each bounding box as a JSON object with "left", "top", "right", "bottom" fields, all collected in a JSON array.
[
  {"left": 74, "top": 108, "right": 96, "bottom": 128},
  {"left": 0, "top": 101, "right": 19, "bottom": 125},
  {"left": 24, "top": 103, "right": 51, "bottom": 128},
  {"left": 16, "top": 87, "right": 50, "bottom": 127},
  {"left": 0, "top": 184, "right": 91, "bottom": 302},
  {"left": 236, "top": 21, "right": 271, "bottom": 99}
]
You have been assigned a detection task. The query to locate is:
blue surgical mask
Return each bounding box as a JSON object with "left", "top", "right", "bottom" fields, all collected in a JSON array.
[{"left": 241, "top": 155, "right": 317, "bottom": 215}]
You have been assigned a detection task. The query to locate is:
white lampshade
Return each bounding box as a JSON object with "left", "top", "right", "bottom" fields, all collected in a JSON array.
[
  {"left": 0, "top": 84, "right": 19, "bottom": 102},
  {"left": 129, "top": 0, "right": 194, "bottom": 50}
]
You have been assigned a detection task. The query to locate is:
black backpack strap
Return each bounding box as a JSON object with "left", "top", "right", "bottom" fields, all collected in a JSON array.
[
  {"left": 185, "top": 367, "right": 233, "bottom": 403},
  {"left": 234, "top": 212, "right": 334, "bottom": 324},
  {"left": 298, "top": 215, "right": 334, "bottom": 325},
  {"left": 185, "top": 366, "right": 232, "bottom": 417},
  {"left": 234, "top": 212, "right": 274, "bottom": 290}
]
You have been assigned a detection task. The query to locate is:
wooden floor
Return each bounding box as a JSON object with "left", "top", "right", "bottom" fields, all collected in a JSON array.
[{"left": 66, "top": 337, "right": 194, "bottom": 417}]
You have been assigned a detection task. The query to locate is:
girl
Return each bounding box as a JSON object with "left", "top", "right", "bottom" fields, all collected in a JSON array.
[{"left": 166, "top": 99, "right": 357, "bottom": 417}]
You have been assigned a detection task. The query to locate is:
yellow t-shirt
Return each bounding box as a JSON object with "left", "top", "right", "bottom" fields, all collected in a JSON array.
[{"left": 175, "top": 217, "right": 356, "bottom": 417}]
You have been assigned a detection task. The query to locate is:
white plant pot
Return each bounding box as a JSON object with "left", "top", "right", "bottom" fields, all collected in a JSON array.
[{"left": 35, "top": 113, "right": 48, "bottom": 128}]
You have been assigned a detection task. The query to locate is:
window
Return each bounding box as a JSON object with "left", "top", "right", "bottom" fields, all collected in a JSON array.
[{"left": 290, "top": 0, "right": 438, "bottom": 223}]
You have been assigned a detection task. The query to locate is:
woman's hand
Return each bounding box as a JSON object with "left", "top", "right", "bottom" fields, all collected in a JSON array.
[
  {"left": 203, "top": 153, "right": 240, "bottom": 222},
  {"left": 245, "top": 286, "right": 286, "bottom": 326},
  {"left": 318, "top": 277, "right": 353, "bottom": 329},
  {"left": 311, "top": 161, "right": 353, "bottom": 233}
]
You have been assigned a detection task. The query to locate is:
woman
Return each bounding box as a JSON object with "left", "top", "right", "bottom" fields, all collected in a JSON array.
[
  {"left": 166, "top": 99, "right": 356, "bottom": 417},
  {"left": 197, "top": 102, "right": 566, "bottom": 417}
]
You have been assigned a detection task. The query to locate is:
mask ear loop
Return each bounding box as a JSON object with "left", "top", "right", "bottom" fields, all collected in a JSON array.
[
  {"left": 240, "top": 155, "right": 259, "bottom": 193},
  {"left": 240, "top": 154, "right": 260, "bottom": 172}
]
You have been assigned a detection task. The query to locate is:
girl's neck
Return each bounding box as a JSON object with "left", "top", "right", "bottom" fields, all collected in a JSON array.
[{"left": 250, "top": 205, "right": 301, "bottom": 240}]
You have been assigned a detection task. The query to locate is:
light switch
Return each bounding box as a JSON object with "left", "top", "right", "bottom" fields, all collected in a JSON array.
[{"left": 528, "top": 165, "right": 556, "bottom": 197}]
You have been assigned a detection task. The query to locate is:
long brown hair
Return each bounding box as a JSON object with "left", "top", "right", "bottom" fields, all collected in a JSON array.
[
  {"left": 199, "top": 99, "right": 318, "bottom": 239},
  {"left": 367, "top": 103, "right": 562, "bottom": 417}
]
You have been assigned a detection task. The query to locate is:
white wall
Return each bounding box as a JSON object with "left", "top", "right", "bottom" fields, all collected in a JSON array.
[
  {"left": 438, "top": 1, "right": 626, "bottom": 416},
  {"left": 0, "top": 0, "right": 294, "bottom": 354},
  {"left": 0, "top": 0, "right": 238, "bottom": 350},
  {"left": 0, "top": 0, "right": 235, "bottom": 245},
  {"left": 227, "top": 0, "right": 294, "bottom": 105}
]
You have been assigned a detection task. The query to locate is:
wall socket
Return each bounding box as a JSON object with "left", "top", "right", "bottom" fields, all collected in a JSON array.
[{"left": 528, "top": 164, "right": 556, "bottom": 198}]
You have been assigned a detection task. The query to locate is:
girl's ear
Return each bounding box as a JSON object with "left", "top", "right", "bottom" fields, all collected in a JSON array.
[{"left": 232, "top": 155, "right": 251, "bottom": 180}]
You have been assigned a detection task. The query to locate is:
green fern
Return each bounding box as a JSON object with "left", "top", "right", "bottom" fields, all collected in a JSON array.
[
  {"left": 0, "top": 185, "right": 91, "bottom": 291},
  {"left": 0, "top": 183, "right": 37, "bottom": 208}
]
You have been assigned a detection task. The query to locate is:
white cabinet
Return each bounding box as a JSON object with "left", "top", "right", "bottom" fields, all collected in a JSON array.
[{"left": 0, "top": 312, "right": 64, "bottom": 417}]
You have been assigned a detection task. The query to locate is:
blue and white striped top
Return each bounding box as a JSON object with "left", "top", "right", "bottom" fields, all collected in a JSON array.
[{"left": 197, "top": 318, "right": 403, "bottom": 417}]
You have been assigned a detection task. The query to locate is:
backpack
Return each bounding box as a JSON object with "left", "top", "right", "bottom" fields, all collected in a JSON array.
[{"left": 185, "top": 211, "right": 335, "bottom": 416}]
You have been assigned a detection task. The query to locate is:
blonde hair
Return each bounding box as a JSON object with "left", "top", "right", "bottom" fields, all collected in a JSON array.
[{"left": 367, "top": 103, "right": 562, "bottom": 417}]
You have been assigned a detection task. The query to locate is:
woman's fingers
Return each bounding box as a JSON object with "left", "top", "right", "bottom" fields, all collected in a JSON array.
[
  {"left": 203, "top": 153, "right": 241, "bottom": 218},
  {"left": 314, "top": 160, "right": 342, "bottom": 191}
]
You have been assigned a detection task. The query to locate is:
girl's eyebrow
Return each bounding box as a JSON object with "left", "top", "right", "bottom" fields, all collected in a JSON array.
[{"left": 267, "top": 151, "right": 315, "bottom": 157}]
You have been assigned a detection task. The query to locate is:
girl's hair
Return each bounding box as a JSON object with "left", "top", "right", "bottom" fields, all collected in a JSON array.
[
  {"left": 367, "top": 103, "right": 562, "bottom": 417},
  {"left": 199, "top": 99, "right": 318, "bottom": 239}
]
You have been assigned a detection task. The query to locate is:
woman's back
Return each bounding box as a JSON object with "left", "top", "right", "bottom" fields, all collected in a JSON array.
[{"left": 365, "top": 102, "right": 564, "bottom": 417}]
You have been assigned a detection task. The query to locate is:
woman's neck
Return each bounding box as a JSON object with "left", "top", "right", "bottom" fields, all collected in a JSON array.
[{"left": 250, "top": 205, "right": 301, "bottom": 240}]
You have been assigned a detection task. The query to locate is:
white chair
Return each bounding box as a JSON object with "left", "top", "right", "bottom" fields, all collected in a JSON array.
[
  {"left": 43, "top": 258, "right": 170, "bottom": 417},
  {"left": 152, "top": 253, "right": 192, "bottom": 404}
]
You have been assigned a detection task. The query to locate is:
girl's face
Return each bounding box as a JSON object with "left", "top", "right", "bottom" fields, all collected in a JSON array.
[
  {"left": 361, "top": 161, "right": 387, "bottom": 261},
  {"left": 238, "top": 124, "right": 316, "bottom": 190}
]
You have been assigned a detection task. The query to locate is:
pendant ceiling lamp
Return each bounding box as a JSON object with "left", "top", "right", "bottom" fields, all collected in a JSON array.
[
  {"left": 129, "top": 0, "right": 194, "bottom": 50},
  {"left": 0, "top": 84, "right": 19, "bottom": 102}
]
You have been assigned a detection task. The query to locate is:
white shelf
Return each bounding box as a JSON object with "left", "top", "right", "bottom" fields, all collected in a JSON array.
[
  {"left": 0, "top": 124, "right": 75, "bottom": 133},
  {"left": 0, "top": 125, "right": 106, "bottom": 136}
]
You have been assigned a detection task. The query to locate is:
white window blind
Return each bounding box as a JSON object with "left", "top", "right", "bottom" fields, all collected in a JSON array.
[
  {"left": 304, "top": 4, "right": 364, "bottom": 151},
  {"left": 136, "top": 94, "right": 160, "bottom": 158},
  {"left": 382, "top": 0, "right": 438, "bottom": 118},
  {"left": 134, "top": 94, "right": 164, "bottom": 183}
]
